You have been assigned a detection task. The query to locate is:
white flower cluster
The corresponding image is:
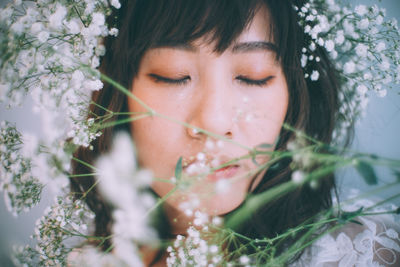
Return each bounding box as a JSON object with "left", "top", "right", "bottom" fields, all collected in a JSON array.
[
  {"left": 167, "top": 226, "right": 224, "bottom": 267},
  {"left": 0, "top": 0, "right": 120, "bottom": 212},
  {"left": 13, "top": 194, "right": 95, "bottom": 267},
  {"left": 66, "top": 245, "right": 129, "bottom": 267},
  {"left": 0, "top": 121, "right": 42, "bottom": 215},
  {"left": 295, "top": 0, "right": 400, "bottom": 141},
  {"left": 166, "top": 213, "right": 232, "bottom": 267},
  {"left": 0, "top": 0, "right": 119, "bottom": 148},
  {"left": 95, "top": 132, "right": 158, "bottom": 267}
]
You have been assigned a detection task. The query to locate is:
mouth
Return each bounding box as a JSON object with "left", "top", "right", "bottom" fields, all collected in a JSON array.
[
  {"left": 182, "top": 153, "right": 241, "bottom": 182},
  {"left": 207, "top": 164, "right": 240, "bottom": 182}
]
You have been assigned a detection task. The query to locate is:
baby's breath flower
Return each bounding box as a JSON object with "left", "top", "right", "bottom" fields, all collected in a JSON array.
[
  {"left": 355, "top": 44, "right": 368, "bottom": 58},
  {"left": 297, "top": 0, "right": 400, "bottom": 142},
  {"left": 310, "top": 70, "right": 320, "bottom": 81},
  {"left": 0, "top": 122, "right": 43, "bottom": 215},
  {"left": 167, "top": 226, "right": 226, "bottom": 267},
  {"left": 292, "top": 170, "right": 306, "bottom": 184},
  {"left": 13, "top": 194, "right": 95, "bottom": 266},
  {"left": 355, "top": 5, "right": 367, "bottom": 16}
]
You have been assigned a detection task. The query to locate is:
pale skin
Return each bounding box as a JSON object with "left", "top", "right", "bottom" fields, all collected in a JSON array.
[{"left": 128, "top": 6, "right": 289, "bottom": 238}]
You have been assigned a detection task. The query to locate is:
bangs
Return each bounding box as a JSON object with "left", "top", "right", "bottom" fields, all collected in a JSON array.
[{"left": 126, "top": 0, "right": 270, "bottom": 53}]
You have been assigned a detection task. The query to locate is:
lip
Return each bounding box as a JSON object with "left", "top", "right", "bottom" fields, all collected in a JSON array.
[{"left": 207, "top": 164, "right": 240, "bottom": 182}]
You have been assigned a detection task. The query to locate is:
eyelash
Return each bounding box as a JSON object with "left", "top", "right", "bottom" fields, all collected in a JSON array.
[
  {"left": 149, "top": 74, "right": 275, "bottom": 87},
  {"left": 236, "top": 75, "right": 275, "bottom": 86},
  {"left": 149, "top": 74, "right": 190, "bottom": 85}
]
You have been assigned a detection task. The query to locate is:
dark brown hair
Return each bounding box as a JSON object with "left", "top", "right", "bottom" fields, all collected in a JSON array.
[{"left": 70, "top": 0, "right": 348, "bottom": 262}]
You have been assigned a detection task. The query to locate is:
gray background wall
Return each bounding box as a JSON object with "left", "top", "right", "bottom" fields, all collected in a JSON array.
[{"left": 0, "top": 0, "right": 399, "bottom": 266}]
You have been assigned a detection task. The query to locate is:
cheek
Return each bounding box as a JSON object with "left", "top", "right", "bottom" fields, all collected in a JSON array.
[
  {"left": 240, "top": 87, "right": 288, "bottom": 146},
  {"left": 128, "top": 82, "right": 186, "bottom": 175}
]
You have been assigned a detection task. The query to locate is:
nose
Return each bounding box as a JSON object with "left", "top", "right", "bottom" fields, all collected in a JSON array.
[{"left": 188, "top": 79, "right": 234, "bottom": 139}]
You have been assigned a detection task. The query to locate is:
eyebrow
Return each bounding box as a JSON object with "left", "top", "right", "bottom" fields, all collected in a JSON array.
[
  {"left": 150, "top": 42, "right": 197, "bottom": 52},
  {"left": 150, "top": 41, "right": 278, "bottom": 54},
  {"left": 231, "top": 41, "right": 278, "bottom": 54}
]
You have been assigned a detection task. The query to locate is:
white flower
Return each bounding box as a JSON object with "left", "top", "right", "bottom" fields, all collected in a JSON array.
[
  {"left": 310, "top": 70, "right": 320, "bottom": 81},
  {"left": 344, "top": 61, "right": 356, "bottom": 74},
  {"left": 324, "top": 39, "right": 335, "bottom": 52},
  {"left": 343, "top": 20, "right": 355, "bottom": 35},
  {"left": 196, "top": 152, "right": 206, "bottom": 161},
  {"left": 37, "top": 31, "right": 49, "bottom": 43},
  {"left": 239, "top": 255, "right": 250, "bottom": 264},
  {"left": 379, "top": 60, "right": 390, "bottom": 71},
  {"left": 382, "top": 76, "right": 392, "bottom": 85},
  {"left": 376, "top": 42, "right": 386, "bottom": 53},
  {"left": 91, "top": 12, "right": 105, "bottom": 27},
  {"left": 301, "top": 54, "right": 308, "bottom": 68},
  {"left": 377, "top": 89, "right": 387, "bottom": 97},
  {"left": 355, "top": 44, "right": 368, "bottom": 57},
  {"left": 111, "top": 0, "right": 121, "bottom": 9},
  {"left": 358, "top": 18, "right": 369, "bottom": 30},
  {"left": 335, "top": 30, "right": 345, "bottom": 45},
  {"left": 48, "top": 4, "right": 67, "bottom": 29},
  {"left": 355, "top": 5, "right": 368, "bottom": 16},
  {"left": 30, "top": 22, "right": 43, "bottom": 35},
  {"left": 376, "top": 15, "right": 384, "bottom": 25},
  {"left": 83, "top": 79, "right": 103, "bottom": 91},
  {"left": 369, "top": 27, "right": 378, "bottom": 35},
  {"left": 65, "top": 19, "right": 81, "bottom": 35},
  {"left": 317, "top": 15, "right": 330, "bottom": 32},
  {"left": 356, "top": 84, "right": 368, "bottom": 95},
  {"left": 363, "top": 72, "right": 372, "bottom": 80},
  {"left": 309, "top": 42, "right": 316, "bottom": 51},
  {"left": 330, "top": 50, "right": 338, "bottom": 59},
  {"left": 292, "top": 170, "right": 305, "bottom": 184},
  {"left": 109, "top": 27, "right": 119, "bottom": 36}
]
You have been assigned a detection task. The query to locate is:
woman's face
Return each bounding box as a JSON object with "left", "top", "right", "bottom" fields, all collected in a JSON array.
[{"left": 129, "top": 7, "right": 288, "bottom": 218}]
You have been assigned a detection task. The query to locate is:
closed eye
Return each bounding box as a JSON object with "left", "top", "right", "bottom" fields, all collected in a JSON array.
[
  {"left": 236, "top": 75, "right": 275, "bottom": 86},
  {"left": 148, "top": 74, "right": 191, "bottom": 85}
]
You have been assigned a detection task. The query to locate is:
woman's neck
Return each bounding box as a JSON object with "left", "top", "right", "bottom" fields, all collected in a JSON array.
[{"left": 163, "top": 203, "right": 194, "bottom": 236}]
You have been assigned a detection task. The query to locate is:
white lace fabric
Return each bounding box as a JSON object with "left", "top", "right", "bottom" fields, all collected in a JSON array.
[{"left": 294, "top": 196, "right": 400, "bottom": 267}]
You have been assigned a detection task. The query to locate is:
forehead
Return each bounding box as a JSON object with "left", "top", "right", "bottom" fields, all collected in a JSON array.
[{"left": 236, "top": 5, "right": 273, "bottom": 44}]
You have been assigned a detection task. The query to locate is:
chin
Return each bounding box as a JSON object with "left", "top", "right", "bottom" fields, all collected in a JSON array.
[{"left": 199, "top": 186, "right": 248, "bottom": 216}]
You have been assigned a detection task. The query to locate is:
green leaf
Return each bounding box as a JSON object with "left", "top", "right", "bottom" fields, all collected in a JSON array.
[
  {"left": 338, "top": 207, "right": 364, "bottom": 224},
  {"left": 256, "top": 143, "right": 273, "bottom": 150},
  {"left": 349, "top": 219, "right": 363, "bottom": 225},
  {"left": 355, "top": 160, "right": 378, "bottom": 185},
  {"left": 251, "top": 153, "right": 259, "bottom": 166},
  {"left": 174, "top": 157, "right": 183, "bottom": 180}
]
